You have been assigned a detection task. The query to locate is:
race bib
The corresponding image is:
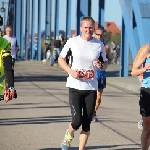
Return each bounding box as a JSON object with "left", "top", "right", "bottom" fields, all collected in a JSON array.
[{"left": 78, "top": 69, "right": 94, "bottom": 80}]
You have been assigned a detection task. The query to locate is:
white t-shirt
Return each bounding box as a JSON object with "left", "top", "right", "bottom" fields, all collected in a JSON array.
[
  {"left": 3, "top": 35, "right": 17, "bottom": 59},
  {"left": 60, "top": 35, "right": 108, "bottom": 90}
]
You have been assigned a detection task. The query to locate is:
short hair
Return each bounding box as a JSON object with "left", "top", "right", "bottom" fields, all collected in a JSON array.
[
  {"left": 5, "top": 26, "right": 12, "bottom": 32},
  {"left": 95, "top": 28, "right": 104, "bottom": 33},
  {"left": 80, "top": 16, "right": 95, "bottom": 26}
]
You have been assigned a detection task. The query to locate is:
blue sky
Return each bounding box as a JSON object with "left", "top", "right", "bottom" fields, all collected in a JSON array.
[
  {"left": 47, "top": 0, "right": 122, "bottom": 31},
  {"left": 0, "top": 0, "right": 122, "bottom": 33},
  {"left": 105, "top": 0, "right": 122, "bottom": 28}
]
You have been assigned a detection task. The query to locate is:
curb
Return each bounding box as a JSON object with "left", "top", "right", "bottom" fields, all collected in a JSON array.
[{"left": 106, "top": 78, "right": 140, "bottom": 95}]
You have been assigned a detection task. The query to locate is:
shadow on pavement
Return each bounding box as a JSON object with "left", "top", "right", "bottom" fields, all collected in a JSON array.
[
  {"left": 0, "top": 102, "right": 42, "bottom": 106},
  {"left": 14, "top": 65, "right": 132, "bottom": 82},
  {"left": 39, "top": 144, "right": 141, "bottom": 149},
  {"left": 14, "top": 75, "right": 68, "bottom": 82},
  {"left": 0, "top": 115, "right": 72, "bottom": 126},
  {"left": 0, "top": 105, "right": 70, "bottom": 110},
  {"left": 0, "top": 115, "right": 117, "bottom": 126},
  {"left": 14, "top": 71, "right": 132, "bottom": 82}
]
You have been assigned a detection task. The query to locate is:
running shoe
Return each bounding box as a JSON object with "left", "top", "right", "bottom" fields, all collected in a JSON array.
[
  {"left": 138, "top": 119, "right": 143, "bottom": 131},
  {"left": 92, "top": 112, "right": 98, "bottom": 122},
  {"left": 61, "top": 129, "right": 74, "bottom": 150}
]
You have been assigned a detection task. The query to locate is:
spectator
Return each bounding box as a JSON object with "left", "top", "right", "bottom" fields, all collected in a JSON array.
[
  {"left": 53, "top": 36, "right": 61, "bottom": 63},
  {"left": 3, "top": 26, "right": 19, "bottom": 69},
  {"left": 33, "top": 40, "right": 38, "bottom": 60},
  {"left": 111, "top": 41, "right": 117, "bottom": 64},
  {"left": 42, "top": 35, "right": 51, "bottom": 62},
  {"left": 27, "top": 37, "right": 31, "bottom": 60},
  {"left": 112, "top": 41, "right": 117, "bottom": 50},
  {"left": 60, "top": 37, "right": 67, "bottom": 52},
  {"left": 59, "top": 33, "right": 63, "bottom": 42}
]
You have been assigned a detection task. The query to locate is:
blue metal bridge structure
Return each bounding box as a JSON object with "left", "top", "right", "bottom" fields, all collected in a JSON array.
[{"left": 4, "top": 0, "right": 150, "bottom": 77}]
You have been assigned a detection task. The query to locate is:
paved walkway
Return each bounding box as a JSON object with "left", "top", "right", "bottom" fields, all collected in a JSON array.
[
  {"left": 31, "top": 60, "right": 140, "bottom": 94},
  {"left": 0, "top": 61, "right": 142, "bottom": 150},
  {"left": 105, "top": 64, "right": 140, "bottom": 94}
]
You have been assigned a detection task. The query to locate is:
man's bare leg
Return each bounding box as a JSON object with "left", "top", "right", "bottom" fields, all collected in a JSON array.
[
  {"left": 68, "top": 123, "right": 75, "bottom": 137},
  {"left": 79, "top": 131, "right": 90, "bottom": 150},
  {"left": 95, "top": 88, "right": 103, "bottom": 111},
  {"left": 92, "top": 88, "right": 103, "bottom": 122}
]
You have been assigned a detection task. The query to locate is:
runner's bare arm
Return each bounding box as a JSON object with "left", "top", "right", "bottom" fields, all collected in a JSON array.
[
  {"left": 100, "top": 43, "right": 108, "bottom": 70},
  {"left": 58, "top": 56, "right": 73, "bottom": 74},
  {"left": 105, "top": 45, "right": 112, "bottom": 65},
  {"left": 58, "top": 56, "right": 79, "bottom": 79},
  {"left": 131, "top": 44, "right": 150, "bottom": 76},
  {"left": 102, "top": 61, "right": 108, "bottom": 71}
]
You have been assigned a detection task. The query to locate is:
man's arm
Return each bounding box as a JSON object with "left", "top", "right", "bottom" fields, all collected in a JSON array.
[
  {"left": 100, "top": 43, "right": 108, "bottom": 70},
  {"left": 58, "top": 56, "right": 73, "bottom": 75},
  {"left": 105, "top": 45, "right": 113, "bottom": 65},
  {"left": 102, "top": 61, "right": 108, "bottom": 71}
]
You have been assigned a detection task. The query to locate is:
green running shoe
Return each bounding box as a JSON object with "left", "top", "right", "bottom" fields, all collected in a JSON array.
[{"left": 61, "top": 129, "right": 74, "bottom": 150}]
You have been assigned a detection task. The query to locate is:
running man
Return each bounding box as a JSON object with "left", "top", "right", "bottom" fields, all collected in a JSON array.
[
  {"left": 58, "top": 17, "right": 108, "bottom": 150},
  {"left": 131, "top": 43, "right": 150, "bottom": 150},
  {"left": 92, "top": 28, "right": 113, "bottom": 122}
]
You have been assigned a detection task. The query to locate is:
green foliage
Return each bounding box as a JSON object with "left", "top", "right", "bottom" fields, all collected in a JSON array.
[
  {"left": 104, "top": 32, "right": 112, "bottom": 44},
  {"left": 104, "top": 32, "right": 121, "bottom": 44},
  {"left": 111, "top": 33, "right": 121, "bottom": 44}
]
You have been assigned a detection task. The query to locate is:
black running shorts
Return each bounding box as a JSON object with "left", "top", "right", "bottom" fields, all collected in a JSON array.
[
  {"left": 139, "top": 87, "right": 150, "bottom": 117},
  {"left": 97, "top": 78, "right": 106, "bottom": 89}
]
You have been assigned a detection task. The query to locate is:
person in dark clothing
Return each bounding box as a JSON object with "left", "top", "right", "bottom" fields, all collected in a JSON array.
[
  {"left": 42, "top": 36, "right": 51, "bottom": 62},
  {"left": 27, "top": 38, "right": 31, "bottom": 60},
  {"left": 53, "top": 36, "right": 61, "bottom": 63},
  {"left": 0, "top": 37, "right": 17, "bottom": 102}
]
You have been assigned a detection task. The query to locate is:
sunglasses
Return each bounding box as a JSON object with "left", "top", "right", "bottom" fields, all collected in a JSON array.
[{"left": 95, "top": 33, "right": 103, "bottom": 37}]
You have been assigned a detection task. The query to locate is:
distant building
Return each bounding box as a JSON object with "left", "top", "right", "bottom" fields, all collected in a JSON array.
[
  {"left": 94, "top": 21, "right": 121, "bottom": 35},
  {"left": 104, "top": 22, "right": 121, "bottom": 35}
]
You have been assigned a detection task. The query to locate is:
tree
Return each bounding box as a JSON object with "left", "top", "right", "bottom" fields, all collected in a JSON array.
[
  {"left": 111, "top": 33, "right": 121, "bottom": 44},
  {"left": 104, "top": 31, "right": 121, "bottom": 45},
  {"left": 104, "top": 32, "right": 112, "bottom": 44}
]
